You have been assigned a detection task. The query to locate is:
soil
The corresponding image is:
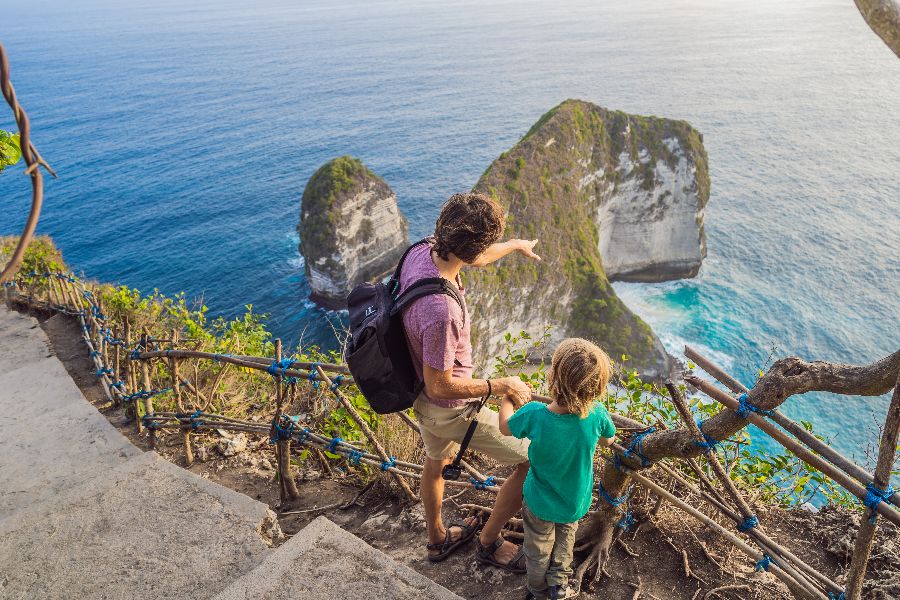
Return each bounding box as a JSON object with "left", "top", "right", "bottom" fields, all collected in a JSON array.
[{"left": 25, "top": 306, "right": 899, "bottom": 600}]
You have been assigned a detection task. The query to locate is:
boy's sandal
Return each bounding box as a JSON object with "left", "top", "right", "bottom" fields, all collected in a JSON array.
[
  {"left": 426, "top": 517, "right": 480, "bottom": 563},
  {"left": 474, "top": 534, "right": 527, "bottom": 573}
]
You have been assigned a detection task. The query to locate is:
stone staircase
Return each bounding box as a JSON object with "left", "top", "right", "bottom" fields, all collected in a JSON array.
[{"left": 0, "top": 305, "right": 462, "bottom": 600}]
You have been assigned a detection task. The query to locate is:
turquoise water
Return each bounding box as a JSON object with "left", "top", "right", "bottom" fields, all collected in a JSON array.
[{"left": 1, "top": 0, "right": 897, "bottom": 463}]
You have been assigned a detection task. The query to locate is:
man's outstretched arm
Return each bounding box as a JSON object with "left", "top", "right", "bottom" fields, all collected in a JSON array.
[{"left": 468, "top": 239, "right": 541, "bottom": 267}]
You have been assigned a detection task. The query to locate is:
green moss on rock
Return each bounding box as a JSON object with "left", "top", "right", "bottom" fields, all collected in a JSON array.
[{"left": 466, "top": 99, "right": 695, "bottom": 376}]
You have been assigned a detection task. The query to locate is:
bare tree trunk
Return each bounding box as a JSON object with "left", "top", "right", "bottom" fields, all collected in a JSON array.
[
  {"left": 579, "top": 349, "right": 900, "bottom": 586},
  {"left": 845, "top": 373, "right": 900, "bottom": 599}
]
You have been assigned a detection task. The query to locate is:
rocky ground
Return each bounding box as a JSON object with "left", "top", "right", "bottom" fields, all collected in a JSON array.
[{"left": 37, "top": 307, "right": 898, "bottom": 600}]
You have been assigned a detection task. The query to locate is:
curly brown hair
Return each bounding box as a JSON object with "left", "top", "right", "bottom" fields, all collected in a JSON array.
[
  {"left": 549, "top": 338, "right": 611, "bottom": 418},
  {"left": 432, "top": 193, "right": 505, "bottom": 263}
]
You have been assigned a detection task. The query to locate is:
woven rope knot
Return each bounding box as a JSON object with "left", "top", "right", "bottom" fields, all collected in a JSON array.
[
  {"left": 327, "top": 437, "right": 343, "bottom": 453},
  {"left": 597, "top": 481, "right": 631, "bottom": 507},
  {"left": 381, "top": 456, "right": 396, "bottom": 471},
  {"left": 738, "top": 515, "right": 759, "bottom": 532},
  {"left": 617, "top": 511, "right": 635, "bottom": 530},
  {"left": 470, "top": 476, "right": 496, "bottom": 490},
  {"left": 755, "top": 554, "right": 775, "bottom": 572},
  {"left": 309, "top": 363, "right": 320, "bottom": 389},
  {"left": 735, "top": 393, "right": 773, "bottom": 419},
  {"left": 348, "top": 449, "right": 364, "bottom": 465},
  {"left": 330, "top": 374, "right": 344, "bottom": 392},
  {"left": 622, "top": 427, "right": 655, "bottom": 467},
  {"left": 694, "top": 420, "right": 721, "bottom": 451},
  {"left": 267, "top": 358, "right": 293, "bottom": 378},
  {"left": 863, "top": 482, "right": 895, "bottom": 523}
]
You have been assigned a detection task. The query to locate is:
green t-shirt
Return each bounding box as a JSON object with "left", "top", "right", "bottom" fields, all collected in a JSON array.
[{"left": 508, "top": 400, "right": 616, "bottom": 523}]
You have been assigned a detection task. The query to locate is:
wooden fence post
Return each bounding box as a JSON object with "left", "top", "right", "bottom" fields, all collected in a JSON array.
[{"left": 270, "top": 339, "right": 300, "bottom": 502}]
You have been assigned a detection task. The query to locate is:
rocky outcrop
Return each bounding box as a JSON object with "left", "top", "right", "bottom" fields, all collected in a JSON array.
[
  {"left": 466, "top": 99, "right": 709, "bottom": 378},
  {"left": 298, "top": 157, "right": 409, "bottom": 309}
]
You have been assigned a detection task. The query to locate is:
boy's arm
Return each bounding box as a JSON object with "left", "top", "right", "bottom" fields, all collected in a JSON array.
[
  {"left": 468, "top": 239, "right": 541, "bottom": 267},
  {"left": 598, "top": 435, "right": 616, "bottom": 448},
  {"left": 498, "top": 396, "right": 517, "bottom": 436}
]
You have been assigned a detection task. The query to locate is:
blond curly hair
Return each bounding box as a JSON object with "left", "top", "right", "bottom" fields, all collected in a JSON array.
[{"left": 549, "top": 338, "right": 611, "bottom": 418}]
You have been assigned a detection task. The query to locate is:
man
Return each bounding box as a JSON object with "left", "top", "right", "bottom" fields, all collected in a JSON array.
[{"left": 397, "top": 192, "right": 541, "bottom": 571}]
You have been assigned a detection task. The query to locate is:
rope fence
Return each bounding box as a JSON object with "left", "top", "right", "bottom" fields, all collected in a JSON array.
[{"left": 4, "top": 271, "right": 898, "bottom": 600}]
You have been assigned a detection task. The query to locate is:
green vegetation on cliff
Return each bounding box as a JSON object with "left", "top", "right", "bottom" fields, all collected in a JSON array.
[
  {"left": 298, "top": 156, "right": 378, "bottom": 261},
  {"left": 466, "top": 99, "right": 708, "bottom": 373}
]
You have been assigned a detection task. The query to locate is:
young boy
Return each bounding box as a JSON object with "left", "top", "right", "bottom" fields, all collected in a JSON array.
[{"left": 500, "top": 338, "right": 617, "bottom": 600}]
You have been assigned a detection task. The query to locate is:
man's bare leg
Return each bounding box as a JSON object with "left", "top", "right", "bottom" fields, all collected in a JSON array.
[
  {"left": 479, "top": 461, "right": 529, "bottom": 563},
  {"left": 422, "top": 457, "right": 451, "bottom": 547},
  {"left": 422, "top": 457, "right": 480, "bottom": 554}
]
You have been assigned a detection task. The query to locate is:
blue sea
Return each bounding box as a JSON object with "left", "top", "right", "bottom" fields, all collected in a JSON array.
[{"left": 1, "top": 0, "right": 898, "bottom": 465}]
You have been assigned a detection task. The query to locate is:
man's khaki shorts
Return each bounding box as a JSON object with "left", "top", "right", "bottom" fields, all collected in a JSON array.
[{"left": 412, "top": 394, "right": 529, "bottom": 465}]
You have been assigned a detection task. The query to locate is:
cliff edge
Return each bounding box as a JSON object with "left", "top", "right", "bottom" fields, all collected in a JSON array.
[
  {"left": 298, "top": 157, "right": 409, "bottom": 309},
  {"left": 467, "top": 99, "right": 708, "bottom": 377}
]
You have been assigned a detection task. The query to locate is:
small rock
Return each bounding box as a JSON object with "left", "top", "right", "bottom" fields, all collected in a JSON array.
[
  {"left": 195, "top": 446, "right": 210, "bottom": 463},
  {"left": 217, "top": 433, "right": 248, "bottom": 457},
  {"left": 259, "top": 457, "right": 274, "bottom": 471},
  {"left": 360, "top": 512, "right": 391, "bottom": 533},
  {"left": 402, "top": 504, "right": 426, "bottom": 530}
]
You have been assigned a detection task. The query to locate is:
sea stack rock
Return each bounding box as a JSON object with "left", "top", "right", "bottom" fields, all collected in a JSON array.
[
  {"left": 298, "top": 156, "right": 409, "bottom": 309},
  {"left": 467, "top": 99, "right": 709, "bottom": 378}
]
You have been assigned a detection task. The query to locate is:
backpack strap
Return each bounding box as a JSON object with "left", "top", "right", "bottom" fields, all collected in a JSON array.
[
  {"left": 388, "top": 237, "right": 434, "bottom": 296},
  {"left": 391, "top": 276, "right": 466, "bottom": 324}
]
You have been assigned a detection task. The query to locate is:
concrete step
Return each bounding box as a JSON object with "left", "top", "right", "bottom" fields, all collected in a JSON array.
[
  {"left": 214, "top": 516, "right": 464, "bottom": 600},
  {"left": 0, "top": 305, "right": 51, "bottom": 373},
  {"left": 0, "top": 452, "right": 279, "bottom": 599},
  {"left": 0, "top": 357, "right": 141, "bottom": 519}
]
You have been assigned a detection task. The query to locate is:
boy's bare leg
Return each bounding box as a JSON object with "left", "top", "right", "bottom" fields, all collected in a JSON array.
[
  {"left": 479, "top": 461, "right": 529, "bottom": 563},
  {"left": 422, "top": 457, "right": 478, "bottom": 551}
]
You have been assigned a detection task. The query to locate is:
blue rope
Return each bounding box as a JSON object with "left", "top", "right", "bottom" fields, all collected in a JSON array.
[
  {"left": 129, "top": 348, "right": 143, "bottom": 360},
  {"left": 863, "top": 482, "right": 896, "bottom": 524},
  {"left": 268, "top": 415, "right": 297, "bottom": 444},
  {"left": 471, "top": 476, "right": 496, "bottom": 490},
  {"left": 755, "top": 554, "right": 775, "bottom": 572},
  {"left": 89, "top": 351, "right": 100, "bottom": 358},
  {"left": 110, "top": 381, "right": 125, "bottom": 389},
  {"left": 95, "top": 367, "right": 113, "bottom": 377},
  {"left": 267, "top": 358, "right": 294, "bottom": 378},
  {"left": 735, "top": 393, "right": 773, "bottom": 419},
  {"left": 295, "top": 427, "right": 311, "bottom": 443},
  {"left": 623, "top": 427, "right": 655, "bottom": 467},
  {"left": 597, "top": 481, "right": 630, "bottom": 507},
  {"left": 616, "top": 511, "right": 635, "bottom": 530},
  {"left": 694, "top": 420, "right": 721, "bottom": 451},
  {"left": 348, "top": 449, "right": 364, "bottom": 465},
  {"left": 142, "top": 414, "right": 161, "bottom": 430},
  {"left": 308, "top": 363, "right": 320, "bottom": 389},
  {"left": 327, "top": 437, "right": 343, "bottom": 453},
  {"left": 175, "top": 409, "right": 204, "bottom": 430},
  {"left": 380, "top": 456, "right": 396, "bottom": 471},
  {"left": 330, "top": 374, "right": 344, "bottom": 392},
  {"left": 828, "top": 592, "right": 845, "bottom": 600},
  {"left": 738, "top": 515, "right": 759, "bottom": 532},
  {"left": 120, "top": 388, "right": 172, "bottom": 403}
]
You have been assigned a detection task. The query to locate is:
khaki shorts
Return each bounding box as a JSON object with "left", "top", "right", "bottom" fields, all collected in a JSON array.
[{"left": 412, "top": 394, "right": 529, "bottom": 465}]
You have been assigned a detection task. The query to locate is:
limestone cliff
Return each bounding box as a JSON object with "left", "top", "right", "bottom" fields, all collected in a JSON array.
[
  {"left": 466, "top": 99, "right": 709, "bottom": 377},
  {"left": 298, "top": 157, "right": 409, "bottom": 309}
]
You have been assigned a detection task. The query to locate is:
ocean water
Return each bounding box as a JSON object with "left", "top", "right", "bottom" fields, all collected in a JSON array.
[{"left": 1, "top": 0, "right": 898, "bottom": 463}]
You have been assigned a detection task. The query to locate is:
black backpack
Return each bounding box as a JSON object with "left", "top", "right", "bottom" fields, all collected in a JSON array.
[{"left": 344, "top": 238, "right": 465, "bottom": 414}]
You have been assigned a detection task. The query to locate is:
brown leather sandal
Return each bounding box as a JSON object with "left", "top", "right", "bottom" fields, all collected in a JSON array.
[
  {"left": 426, "top": 517, "right": 480, "bottom": 563},
  {"left": 475, "top": 534, "right": 527, "bottom": 573}
]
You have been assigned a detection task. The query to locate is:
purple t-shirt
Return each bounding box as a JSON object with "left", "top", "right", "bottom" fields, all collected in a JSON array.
[{"left": 398, "top": 242, "right": 474, "bottom": 408}]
